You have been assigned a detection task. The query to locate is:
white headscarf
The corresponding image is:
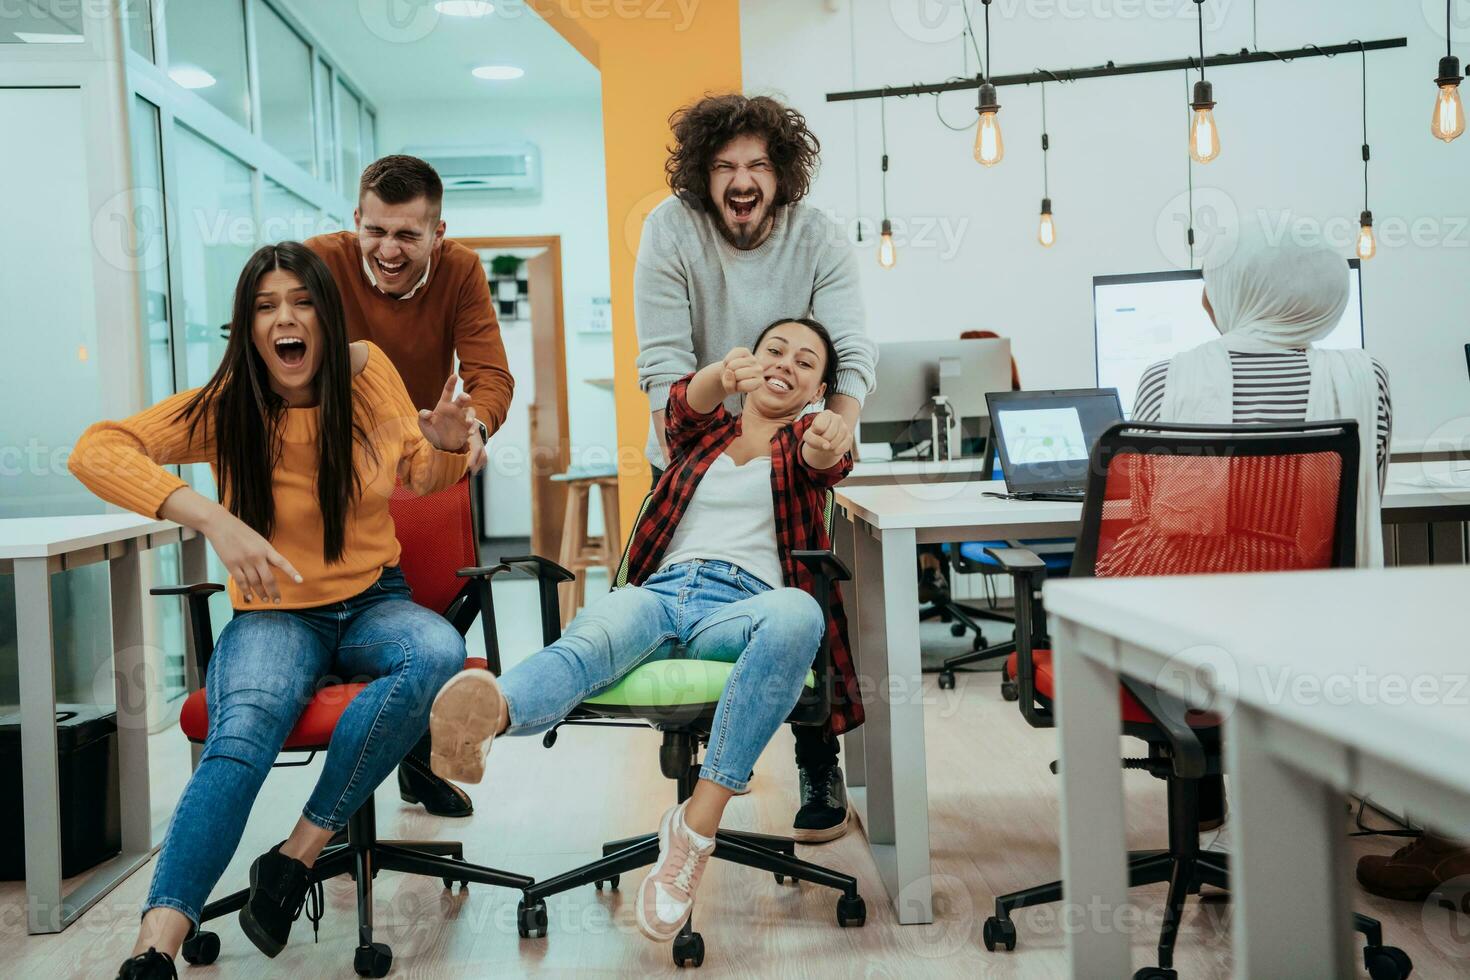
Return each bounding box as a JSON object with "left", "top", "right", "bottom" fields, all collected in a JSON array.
[{"left": 1159, "top": 224, "right": 1383, "bottom": 567}]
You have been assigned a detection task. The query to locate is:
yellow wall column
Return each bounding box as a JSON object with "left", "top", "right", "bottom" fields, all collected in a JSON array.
[{"left": 532, "top": 0, "right": 742, "bottom": 535}]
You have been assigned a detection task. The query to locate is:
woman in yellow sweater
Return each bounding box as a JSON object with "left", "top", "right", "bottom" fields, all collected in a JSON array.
[{"left": 72, "top": 242, "right": 477, "bottom": 980}]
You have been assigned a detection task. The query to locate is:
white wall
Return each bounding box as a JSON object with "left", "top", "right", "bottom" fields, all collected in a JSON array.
[
  {"left": 741, "top": 0, "right": 1470, "bottom": 450},
  {"left": 376, "top": 95, "right": 617, "bottom": 532}
]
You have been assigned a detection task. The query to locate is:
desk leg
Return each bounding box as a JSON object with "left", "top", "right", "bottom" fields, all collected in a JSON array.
[
  {"left": 180, "top": 535, "right": 207, "bottom": 771},
  {"left": 110, "top": 546, "right": 152, "bottom": 855},
  {"left": 1227, "top": 709, "right": 1354, "bottom": 978},
  {"left": 15, "top": 558, "right": 63, "bottom": 934},
  {"left": 833, "top": 510, "right": 865, "bottom": 791},
  {"left": 1051, "top": 618, "right": 1132, "bottom": 979},
  {"left": 851, "top": 524, "right": 933, "bottom": 924}
]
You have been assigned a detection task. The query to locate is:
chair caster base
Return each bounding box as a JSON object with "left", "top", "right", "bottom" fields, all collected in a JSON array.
[
  {"left": 836, "top": 894, "right": 866, "bottom": 927},
  {"left": 982, "top": 915, "right": 1017, "bottom": 951},
  {"left": 593, "top": 874, "right": 620, "bottom": 891},
  {"left": 1133, "top": 969, "right": 1176, "bottom": 980},
  {"left": 354, "top": 941, "right": 392, "bottom": 978},
  {"left": 938, "top": 671, "right": 956, "bottom": 690},
  {"left": 673, "top": 930, "right": 705, "bottom": 967},
  {"left": 517, "top": 898, "right": 548, "bottom": 939},
  {"left": 1364, "top": 944, "right": 1413, "bottom": 980},
  {"left": 949, "top": 623, "right": 967, "bottom": 637},
  {"left": 180, "top": 929, "right": 220, "bottom": 965}
]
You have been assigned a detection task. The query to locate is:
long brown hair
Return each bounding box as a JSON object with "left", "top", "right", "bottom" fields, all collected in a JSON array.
[{"left": 178, "top": 242, "right": 370, "bottom": 563}]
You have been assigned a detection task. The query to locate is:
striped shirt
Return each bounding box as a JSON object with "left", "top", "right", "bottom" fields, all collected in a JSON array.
[{"left": 1132, "top": 350, "right": 1392, "bottom": 487}]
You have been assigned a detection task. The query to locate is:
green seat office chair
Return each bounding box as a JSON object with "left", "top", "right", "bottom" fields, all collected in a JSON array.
[{"left": 481, "top": 493, "right": 866, "bottom": 968}]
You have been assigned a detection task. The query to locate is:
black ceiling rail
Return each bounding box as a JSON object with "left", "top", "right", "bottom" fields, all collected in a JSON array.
[{"left": 825, "top": 37, "right": 1408, "bottom": 103}]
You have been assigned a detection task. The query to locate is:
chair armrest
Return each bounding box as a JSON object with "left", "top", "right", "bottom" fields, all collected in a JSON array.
[
  {"left": 983, "top": 547, "right": 1046, "bottom": 574},
  {"left": 498, "top": 554, "right": 573, "bottom": 646},
  {"left": 979, "top": 549, "right": 1054, "bottom": 728},
  {"left": 790, "top": 550, "right": 852, "bottom": 583},
  {"left": 1119, "top": 677, "right": 1209, "bottom": 780},
  {"left": 150, "top": 583, "right": 224, "bottom": 684},
  {"left": 456, "top": 563, "right": 510, "bottom": 580}
]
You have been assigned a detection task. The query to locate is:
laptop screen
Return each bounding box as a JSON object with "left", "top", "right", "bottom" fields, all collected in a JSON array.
[{"left": 986, "top": 389, "right": 1124, "bottom": 493}]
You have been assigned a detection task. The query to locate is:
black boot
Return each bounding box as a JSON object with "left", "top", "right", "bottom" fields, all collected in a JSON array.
[
  {"left": 238, "top": 843, "right": 324, "bottom": 958},
  {"left": 793, "top": 763, "right": 850, "bottom": 843},
  {"left": 116, "top": 948, "right": 176, "bottom": 980},
  {"left": 398, "top": 730, "right": 474, "bottom": 817}
]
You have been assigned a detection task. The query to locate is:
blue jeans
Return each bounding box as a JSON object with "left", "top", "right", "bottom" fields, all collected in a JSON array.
[
  {"left": 145, "top": 567, "right": 465, "bottom": 925},
  {"left": 498, "top": 560, "right": 824, "bottom": 793}
]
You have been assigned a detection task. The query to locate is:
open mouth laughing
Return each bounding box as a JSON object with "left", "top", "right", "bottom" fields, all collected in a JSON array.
[
  {"left": 273, "top": 335, "right": 308, "bottom": 369},
  {"left": 726, "top": 189, "right": 761, "bottom": 223}
]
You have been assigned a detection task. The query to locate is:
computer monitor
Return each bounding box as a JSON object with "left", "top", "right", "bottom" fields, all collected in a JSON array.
[
  {"left": 1093, "top": 260, "right": 1364, "bottom": 417},
  {"left": 860, "top": 338, "right": 1012, "bottom": 452},
  {"left": 985, "top": 388, "right": 1124, "bottom": 494}
]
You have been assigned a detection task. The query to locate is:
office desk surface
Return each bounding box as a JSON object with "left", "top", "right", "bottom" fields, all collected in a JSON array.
[
  {"left": 1043, "top": 564, "right": 1470, "bottom": 800},
  {"left": 0, "top": 513, "right": 182, "bottom": 559}
]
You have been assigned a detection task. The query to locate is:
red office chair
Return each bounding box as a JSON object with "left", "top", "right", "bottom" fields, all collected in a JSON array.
[
  {"left": 979, "top": 421, "right": 1411, "bottom": 980},
  {"left": 151, "top": 477, "right": 532, "bottom": 978}
]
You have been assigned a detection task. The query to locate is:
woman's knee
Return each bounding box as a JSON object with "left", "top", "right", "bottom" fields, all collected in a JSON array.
[
  {"left": 409, "top": 617, "right": 467, "bottom": 690},
  {"left": 753, "top": 588, "right": 825, "bottom": 662}
]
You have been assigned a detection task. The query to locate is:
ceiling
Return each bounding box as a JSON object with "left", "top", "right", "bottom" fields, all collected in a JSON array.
[{"left": 280, "top": 0, "right": 600, "bottom": 109}]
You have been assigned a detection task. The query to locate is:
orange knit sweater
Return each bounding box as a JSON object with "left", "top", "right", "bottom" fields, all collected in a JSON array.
[{"left": 68, "top": 343, "right": 469, "bottom": 610}]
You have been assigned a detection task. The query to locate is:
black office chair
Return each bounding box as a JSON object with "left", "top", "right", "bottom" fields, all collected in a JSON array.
[
  {"left": 979, "top": 421, "right": 1411, "bottom": 980},
  {"left": 481, "top": 492, "right": 867, "bottom": 968}
]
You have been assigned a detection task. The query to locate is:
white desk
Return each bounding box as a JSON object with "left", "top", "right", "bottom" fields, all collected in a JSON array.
[
  {"left": 832, "top": 464, "right": 1470, "bottom": 927},
  {"left": 845, "top": 456, "right": 991, "bottom": 487},
  {"left": 1043, "top": 566, "right": 1470, "bottom": 978},
  {"left": 1, "top": 514, "right": 207, "bottom": 933}
]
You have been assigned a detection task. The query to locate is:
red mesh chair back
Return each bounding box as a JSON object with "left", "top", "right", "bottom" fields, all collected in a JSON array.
[
  {"left": 1073, "top": 421, "right": 1360, "bottom": 578},
  {"left": 388, "top": 477, "right": 479, "bottom": 617}
]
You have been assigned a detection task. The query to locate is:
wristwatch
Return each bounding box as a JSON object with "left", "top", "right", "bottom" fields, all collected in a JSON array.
[{"left": 475, "top": 420, "right": 489, "bottom": 445}]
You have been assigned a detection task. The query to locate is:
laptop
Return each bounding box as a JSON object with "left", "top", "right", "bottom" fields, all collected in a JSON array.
[{"left": 984, "top": 388, "right": 1124, "bottom": 501}]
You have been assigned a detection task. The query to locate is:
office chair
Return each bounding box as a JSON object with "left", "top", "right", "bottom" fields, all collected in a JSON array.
[
  {"left": 483, "top": 493, "right": 867, "bottom": 968},
  {"left": 979, "top": 421, "right": 1412, "bottom": 980},
  {"left": 151, "top": 477, "right": 534, "bottom": 978}
]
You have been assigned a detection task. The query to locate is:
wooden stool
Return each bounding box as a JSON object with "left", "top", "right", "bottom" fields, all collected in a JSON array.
[{"left": 550, "top": 467, "right": 621, "bottom": 627}]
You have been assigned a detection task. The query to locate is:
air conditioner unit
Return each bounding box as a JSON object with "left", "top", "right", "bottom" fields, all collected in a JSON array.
[{"left": 409, "top": 144, "right": 541, "bottom": 195}]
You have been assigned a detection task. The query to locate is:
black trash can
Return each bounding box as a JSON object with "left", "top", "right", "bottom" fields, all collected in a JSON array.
[{"left": 0, "top": 704, "right": 122, "bottom": 879}]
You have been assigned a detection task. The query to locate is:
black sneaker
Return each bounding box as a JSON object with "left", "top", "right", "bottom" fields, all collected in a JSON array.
[
  {"left": 793, "top": 764, "right": 850, "bottom": 843},
  {"left": 116, "top": 948, "right": 176, "bottom": 980},
  {"left": 238, "top": 843, "right": 325, "bottom": 958}
]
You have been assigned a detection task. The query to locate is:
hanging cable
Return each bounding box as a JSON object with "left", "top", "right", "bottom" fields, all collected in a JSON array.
[
  {"left": 1037, "top": 82, "right": 1055, "bottom": 247},
  {"left": 878, "top": 91, "right": 896, "bottom": 268},
  {"left": 960, "top": 0, "right": 985, "bottom": 78},
  {"left": 973, "top": 0, "right": 1004, "bottom": 165},
  {"left": 1356, "top": 40, "right": 1377, "bottom": 259},
  {"left": 1188, "top": 0, "right": 1220, "bottom": 163},
  {"left": 1185, "top": 69, "right": 1196, "bottom": 267}
]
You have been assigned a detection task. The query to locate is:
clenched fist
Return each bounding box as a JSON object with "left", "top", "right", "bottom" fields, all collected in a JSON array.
[
  {"left": 720, "top": 347, "right": 764, "bottom": 396},
  {"left": 802, "top": 410, "right": 853, "bottom": 460}
]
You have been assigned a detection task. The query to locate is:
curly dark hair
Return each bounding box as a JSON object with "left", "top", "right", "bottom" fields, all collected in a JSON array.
[{"left": 665, "top": 94, "right": 820, "bottom": 210}]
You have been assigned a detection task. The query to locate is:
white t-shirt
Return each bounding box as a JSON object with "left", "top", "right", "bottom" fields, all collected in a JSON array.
[{"left": 658, "top": 454, "right": 783, "bottom": 589}]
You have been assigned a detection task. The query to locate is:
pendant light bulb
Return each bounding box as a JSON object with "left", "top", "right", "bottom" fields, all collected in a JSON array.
[
  {"left": 973, "top": 82, "right": 1004, "bottom": 166},
  {"left": 1037, "top": 198, "right": 1055, "bottom": 248},
  {"left": 878, "top": 219, "right": 897, "bottom": 269},
  {"left": 1356, "top": 210, "right": 1376, "bottom": 260},
  {"left": 1189, "top": 80, "right": 1220, "bottom": 163},
  {"left": 1432, "top": 57, "right": 1465, "bottom": 142}
]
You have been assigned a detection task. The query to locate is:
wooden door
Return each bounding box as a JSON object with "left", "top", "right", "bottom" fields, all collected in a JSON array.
[{"left": 526, "top": 249, "right": 570, "bottom": 558}]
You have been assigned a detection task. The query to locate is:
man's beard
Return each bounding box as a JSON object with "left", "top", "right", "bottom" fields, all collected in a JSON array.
[{"left": 713, "top": 202, "right": 776, "bottom": 250}]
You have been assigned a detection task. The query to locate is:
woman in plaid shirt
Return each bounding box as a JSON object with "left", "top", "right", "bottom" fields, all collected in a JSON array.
[{"left": 428, "top": 317, "right": 859, "bottom": 944}]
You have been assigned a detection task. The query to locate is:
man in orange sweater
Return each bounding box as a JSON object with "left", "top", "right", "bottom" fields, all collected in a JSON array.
[{"left": 307, "top": 155, "right": 513, "bottom": 818}]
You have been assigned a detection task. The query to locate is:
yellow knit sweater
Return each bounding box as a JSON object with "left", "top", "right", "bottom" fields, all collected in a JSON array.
[{"left": 69, "top": 342, "right": 469, "bottom": 609}]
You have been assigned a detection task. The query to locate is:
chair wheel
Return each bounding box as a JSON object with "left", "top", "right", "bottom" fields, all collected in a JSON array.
[
  {"left": 353, "top": 941, "right": 392, "bottom": 978},
  {"left": 1001, "top": 680, "right": 1019, "bottom": 701},
  {"left": 949, "top": 622, "right": 967, "bottom": 637},
  {"left": 673, "top": 930, "right": 705, "bottom": 967},
  {"left": 1132, "top": 969, "right": 1177, "bottom": 980},
  {"left": 180, "top": 929, "right": 220, "bottom": 965},
  {"left": 594, "top": 874, "right": 620, "bottom": 891},
  {"left": 774, "top": 873, "right": 786, "bottom": 884},
  {"left": 938, "top": 671, "right": 956, "bottom": 690},
  {"left": 1364, "top": 945, "right": 1413, "bottom": 980},
  {"left": 542, "top": 729, "right": 558, "bottom": 748},
  {"left": 982, "top": 915, "right": 1017, "bottom": 951},
  {"left": 441, "top": 876, "right": 469, "bottom": 890},
  {"left": 517, "top": 898, "right": 548, "bottom": 939},
  {"left": 836, "top": 894, "right": 866, "bottom": 927}
]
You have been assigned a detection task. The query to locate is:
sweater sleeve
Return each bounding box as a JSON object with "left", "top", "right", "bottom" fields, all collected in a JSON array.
[
  {"left": 810, "top": 229, "right": 876, "bottom": 406},
  {"left": 633, "top": 205, "right": 698, "bottom": 413},
  {"left": 68, "top": 389, "right": 214, "bottom": 518},
  {"left": 451, "top": 256, "right": 515, "bottom": 436},
  {"left": 364, "top": 346, "right": 471, "bottom": 496}
]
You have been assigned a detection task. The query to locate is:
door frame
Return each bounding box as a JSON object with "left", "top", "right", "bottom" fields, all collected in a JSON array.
[{"left": 453, "top": 235, "right": 570, "bottom": 558}]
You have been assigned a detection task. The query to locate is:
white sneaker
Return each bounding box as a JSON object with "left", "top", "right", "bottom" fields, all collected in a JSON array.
[
  {"left": 427, "top": 669, "right": 505, "bottom": 785},
  {"left": 636, "top": 803, "right": 716, "bottom": 942},
  {"left": 1201, "top": 820, "right": 1233, "bottom": 854}
]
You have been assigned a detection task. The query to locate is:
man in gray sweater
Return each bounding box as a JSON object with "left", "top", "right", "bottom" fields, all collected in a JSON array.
[{"left": 634, "top": 94, "right": 877, "bottom": 843}]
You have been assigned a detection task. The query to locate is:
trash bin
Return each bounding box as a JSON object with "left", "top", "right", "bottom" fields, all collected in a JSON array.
[{"left": 0, "top": 704, "right": 121, "bottom": 879}]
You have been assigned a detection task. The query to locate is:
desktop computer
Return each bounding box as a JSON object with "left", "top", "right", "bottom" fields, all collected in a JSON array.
[
  {"left": 1093, "top": 260, "right": 1365, "bottom": 416},
  {"left": 859, "top": 338, "right": 1012, "bottom": 459}
]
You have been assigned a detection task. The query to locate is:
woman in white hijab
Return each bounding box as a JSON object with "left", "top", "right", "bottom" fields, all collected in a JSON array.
[{"left": 1132, "top": 224, "right": 1391, "bottom": 568}]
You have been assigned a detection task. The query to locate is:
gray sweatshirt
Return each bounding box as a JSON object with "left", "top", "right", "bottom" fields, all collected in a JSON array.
[{"left": 634, "top": 193, "right": 877, "bottom": 463}]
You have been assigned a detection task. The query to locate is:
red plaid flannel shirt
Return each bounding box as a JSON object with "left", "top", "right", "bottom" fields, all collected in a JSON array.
[{"left": 623, "top": 375, "right": 864, "bottom": 736}]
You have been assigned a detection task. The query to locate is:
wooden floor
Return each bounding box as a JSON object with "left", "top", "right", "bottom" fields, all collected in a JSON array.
[{"left": 3, "top": 576, "right": 1455, "bottom": 978}]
